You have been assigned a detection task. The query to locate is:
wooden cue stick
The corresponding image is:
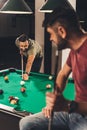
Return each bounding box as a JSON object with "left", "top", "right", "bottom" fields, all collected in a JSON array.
[
  {"left": 21, "top": 54, "right": 24, "bottom": 80},
  {"left": 48, "top": 48, "right": 59, "bottom": 130}
]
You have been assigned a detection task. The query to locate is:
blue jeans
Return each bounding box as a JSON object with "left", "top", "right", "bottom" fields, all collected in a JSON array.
[{"left": 19, "top": 112, "right": 87, "bottom": 130}]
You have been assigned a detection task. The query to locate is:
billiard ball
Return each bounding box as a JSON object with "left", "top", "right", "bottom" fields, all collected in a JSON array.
[
  {"left": 10, "top": 99, "right": 17, "bottom": 105},
  {"left": 0, "top": 89, "right": 3, "bottom": 94},
  {"left": 9, "top": 96, "right": 19, "bottom": 104},
  {"left": 9, "top": 96, "right": 14, "bottom": 101},
  {"left": 4, "top": 76, "right": 9, "bottom": 81},
  {"left": 20, "top": 80, "right": 25, "bottom": 86},
  {"left": 14, "top": 97, "right": 19, "bottom": 101},
  {"left": 46, "top": 84, "right": 51, "bottom": 89},
  {"left": 49, "top": 76, "right": 53, "bottom": 80},
  {"left": 20, "top": 87, "right": 26, "bottom": 92}
]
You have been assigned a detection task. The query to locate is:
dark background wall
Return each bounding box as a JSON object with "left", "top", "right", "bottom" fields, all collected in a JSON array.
[
  {"left": 0, "top": 0, "right": 35, "bottom": 70},
  {"left": 0, "top": 0, "right": 87, "bottom": 73},
  {"left": 76, "top": 0, "right": 87, "bottom": 31}
]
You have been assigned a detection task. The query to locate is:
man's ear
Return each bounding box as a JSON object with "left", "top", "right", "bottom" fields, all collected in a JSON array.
[{"left": 58, "top": 26, "right": 66, "bottom": 38}]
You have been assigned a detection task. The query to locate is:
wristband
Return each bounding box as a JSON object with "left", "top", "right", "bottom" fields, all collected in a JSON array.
[{"left": 68, "top": 101, "right": 78, "bottom": 113}]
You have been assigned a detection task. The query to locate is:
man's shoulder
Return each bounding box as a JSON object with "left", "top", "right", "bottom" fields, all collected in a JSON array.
[
  {"left": 29, "top": 38, "right": 40, "bottom": 45},
  {"left": 29, "top": 38, "right": 35, "bottom": 44}
]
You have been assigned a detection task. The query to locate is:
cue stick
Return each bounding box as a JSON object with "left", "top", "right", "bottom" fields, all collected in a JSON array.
[
  {"left": 21, "top": 54, "right": 24, "bottom": 80},
  {"left": 48, "top": 48, "right": 59, "bottom": 130}
]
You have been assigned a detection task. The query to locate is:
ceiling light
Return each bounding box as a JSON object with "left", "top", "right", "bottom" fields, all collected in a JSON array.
[
  {"left": 0, "top": 0, "right": 33, "bottom": 14},
  {"left": 39, "top": 0, "right": 73, "bottom": 13}
]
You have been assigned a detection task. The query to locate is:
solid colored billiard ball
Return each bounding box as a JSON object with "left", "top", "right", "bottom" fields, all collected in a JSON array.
[
  {"left": 20, "top": 80, "right": 25, "bottom": 86},
  {"left": 20, "top": 87, "right": 26, "bottom": 92},
  {"left": 0, "top": 89, "right": 3, "bottom": 94},
  {"left": 46, "top": 84, "right": 51, "bottom": 89},
  {"left": 4, "top": 76, "right": 8, "bottom": 81},
  {"left": 49, "top": 76, "right": 53, "bottom": 80}
]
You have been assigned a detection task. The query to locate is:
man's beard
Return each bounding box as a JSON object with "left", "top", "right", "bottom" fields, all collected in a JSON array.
[
  {"left": 20, "top": 47, "right": 29, "bottom": 53},
  {"left": 23, "top": 48, "right": 29, "bottom": 52},
  {"left": 57, "top": 38, "right": 69, "bottom": 51}
]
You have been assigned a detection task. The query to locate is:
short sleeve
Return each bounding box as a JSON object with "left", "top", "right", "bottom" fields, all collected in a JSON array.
[{"left": 27, "top": 46, "right": 36, "bottom": 56}]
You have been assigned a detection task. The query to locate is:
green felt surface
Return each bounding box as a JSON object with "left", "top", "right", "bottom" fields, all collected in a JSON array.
[
  {"left": 0, "top": 68, "right": 75, "bottom": 114},
  {"left": 0, "top": 68, "right": 54, "bottom": 113},
  {"left": 63, "top": 79, "right": 75, "bottom": 100}
]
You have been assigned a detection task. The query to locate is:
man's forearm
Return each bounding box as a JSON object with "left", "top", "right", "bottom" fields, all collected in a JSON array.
[
  {"left": 56, "top": 71, "right": 68, "bottom": 94},
  {"left": 25, "top": 55, "right": 35, "bottom": 74},
  {"left": 25, "top": 62, "right": 32, "bottom": 74}
]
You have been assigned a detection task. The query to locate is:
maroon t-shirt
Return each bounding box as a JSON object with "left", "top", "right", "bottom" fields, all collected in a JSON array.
[{"left": 66, "top": 39, "right": 87, "bottom": 102}]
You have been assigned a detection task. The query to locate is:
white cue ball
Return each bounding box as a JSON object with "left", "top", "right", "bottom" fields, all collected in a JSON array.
[
  {"left": 46, "top": 84, "right": 51, "bottom": 89},
  {"left": 20, "top": 80, "right": 25, "bottom": 86},
  {"left": 49, "top": 76, "right": 53, "bottom": 80}
]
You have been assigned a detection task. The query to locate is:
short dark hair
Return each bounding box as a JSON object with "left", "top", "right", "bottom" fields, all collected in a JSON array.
[
  {"left": 18, "top": 34, "right": 28, "bottom": 42},
  {"left": 42, "top": 7, "right": 81, "bottom": 33}
]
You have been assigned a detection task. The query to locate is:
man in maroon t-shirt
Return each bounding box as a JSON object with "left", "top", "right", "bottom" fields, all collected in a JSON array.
[
  {"left": 19, "top": 7, "right": 87, "bottom": 130},
  {"left": 66, "top": 40, "right": 87, "bottom": 102}
]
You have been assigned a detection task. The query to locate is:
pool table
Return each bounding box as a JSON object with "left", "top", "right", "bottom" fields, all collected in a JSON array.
[{"left": 0, "top": 68, "right": 75, "bottom": 130}]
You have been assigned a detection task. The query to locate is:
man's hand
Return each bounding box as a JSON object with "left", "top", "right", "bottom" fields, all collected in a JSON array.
[
  {"left": 23, "top": 73, "right": 29, "bottom": 80},
  {"left": 42, "top": 92, "right": 69, "bottom": 118},
  {"left": 42, "top": 92, "right": 58, "bottom": 118}
]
